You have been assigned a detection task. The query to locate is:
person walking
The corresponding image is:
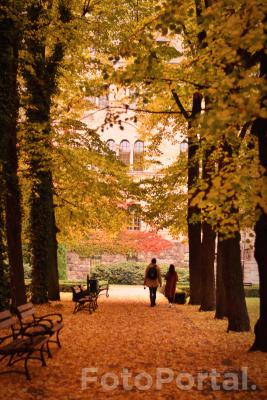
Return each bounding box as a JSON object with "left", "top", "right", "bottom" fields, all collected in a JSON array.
[
  {"left": 144, "top": 258, "right": 162, "bottom": 307},
  {"left": 164, "top": 264, "right": 178, "bottom": 307}
]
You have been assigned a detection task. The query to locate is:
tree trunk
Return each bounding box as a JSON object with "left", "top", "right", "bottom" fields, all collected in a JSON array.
[
  {"left": 248, "top": 46, "right": 267, "bottom": 351},
  {"left": 215, "top": 235, "right": 227, "bottom": 319},
  {"left": 0, "top": 175, "right": 10, "bottom": 310},
  {"left": 200, "top": 221, "right": 216, "bottom": 311},
  {"left": 0, "top": 4, "right": 26, "bottom": 307},
  {"left": 29, "top": 170, "right": 54, "bottom": 303},
  {"left": 4, "top": 124, "right": 27, "bottom": 307},
  {"left": 250, "top": 115, "right": 267, "bottom": 351},
  {"left": 47, "top": 175, "right": 60, "bottom": 300},
  {"left": 188, "top": 92, "right": 202, "bottom": 305},
  {"left": 221, "top": 233, "right": 250, "bottom": 332},
  {"left": 199, "top": 120, "right": 216, "bottom": 311}
]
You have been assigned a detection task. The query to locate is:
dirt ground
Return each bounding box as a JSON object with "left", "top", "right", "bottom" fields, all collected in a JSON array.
[{"left": 1, "top": 285, "right": 267, "bottom": 400}]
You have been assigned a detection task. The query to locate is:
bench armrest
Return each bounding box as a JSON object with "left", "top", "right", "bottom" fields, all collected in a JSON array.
[
  {"left": 36, "top": 313, "right": 63, "bottom": 324},
  {"left": 19, "top": 323, "right": 51, "bottom": 338}
]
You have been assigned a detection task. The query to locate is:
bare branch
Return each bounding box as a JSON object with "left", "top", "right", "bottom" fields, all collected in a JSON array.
[
  {"left": 54, "top": 191, "right": 79, "bottom": 208},
  {"left": 82, "top": 105, "right": 186, "bottom": 117},
  {"left": 239, "top": 121, "right": 251, "bottom": 140},
  {"left": 110, "top": 105, "right": 184, "bottom": 115},
  {"left": 82, "top": 0, "right": 92, "bottom": 17},
  {"left": 171, "top": 89, "right": 190, "bottom": 120},
  {"left": 144, "top": 76, "right": 208, "bottom": 89}
]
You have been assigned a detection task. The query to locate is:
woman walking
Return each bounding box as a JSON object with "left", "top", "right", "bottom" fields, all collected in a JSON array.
[{"left": 164, "top": 264, "right": 178, "bottom": 307}]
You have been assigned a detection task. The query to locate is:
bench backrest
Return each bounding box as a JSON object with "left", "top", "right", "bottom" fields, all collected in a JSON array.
[
  {"left": 0, "top": 310, "right": 17, "bottom": 330},
  {"left": 71, "top": 286, "right": 86, "bottom": 301},
  {"left": 16, "top": 303, "right": 35, "bottom": 323}
]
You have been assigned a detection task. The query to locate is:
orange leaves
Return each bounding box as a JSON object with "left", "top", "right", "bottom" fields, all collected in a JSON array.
[
  {"left": 0, "top": 290, "right": 266, "bottom": 399},
  {"left": 118, "top": 230, "right": 173, "bottom": 254}
]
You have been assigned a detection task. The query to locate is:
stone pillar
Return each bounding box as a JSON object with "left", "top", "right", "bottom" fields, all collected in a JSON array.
[{"left": 130, "top": 142, "right": 134, "bottom": 171}]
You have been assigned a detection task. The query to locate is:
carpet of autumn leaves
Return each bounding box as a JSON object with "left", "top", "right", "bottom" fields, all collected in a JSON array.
[{"left": 0, "top": 286, "right": 267, "bottom": 400}]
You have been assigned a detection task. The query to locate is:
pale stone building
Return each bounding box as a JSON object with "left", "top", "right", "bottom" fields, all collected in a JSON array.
[{"left": 66, "top": 38, "right": 259, "bottom": 284}]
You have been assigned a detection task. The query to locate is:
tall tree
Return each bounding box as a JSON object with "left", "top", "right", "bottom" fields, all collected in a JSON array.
[
  {"left": 250, "top": 48, "right": 267, "bottom": 351},
  {"left": 172, "top": 91, "right": 203, "bottom": 305},
  {"left": 0, "top": 0, "right": 26, "bottom": 307},
  {"left": 23, "top": 0, "right": 72, "bottom": 302}
]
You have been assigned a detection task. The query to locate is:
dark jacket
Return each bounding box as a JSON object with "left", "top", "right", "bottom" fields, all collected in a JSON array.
[{"left": 164, "top": 271, "right": 178, "bottom": 298}]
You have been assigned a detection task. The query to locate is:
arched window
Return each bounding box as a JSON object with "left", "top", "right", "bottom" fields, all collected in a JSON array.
[
  {"left": 119, "top": 140, "right": 130, "bottom": 165},
  {"left": 107, "top": 139, "right": 116, "bottom": 153},
  {"left": 180, "top": 140, "right": 188, "bottom": 153},
  {"left": 133, "top": 140, "right": 144, "bottom": 171},
  {"left": 127, "top": 215, "right": 141, "bottom": 231}
]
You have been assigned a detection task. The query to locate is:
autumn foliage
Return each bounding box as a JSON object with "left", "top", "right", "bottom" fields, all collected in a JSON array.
[{"left": 118, "top": 230, "right": 173, "bottom": 255}]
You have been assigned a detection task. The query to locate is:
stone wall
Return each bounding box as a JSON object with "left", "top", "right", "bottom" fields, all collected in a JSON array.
[
  {"left": 66, "top": 242, "right": 187, "bottom": 280},
  {"left": 243, "top": 262, "right": 259, "bottom": 284},
  {"left": 101, "top": 254, "right": 127, "bottom": 264},
  {"left": 242, "top": 247, "right": 259, "bottom": 284},
  {"left": 67, "top": 242, "right": 259, "bottom": 283},
  {"left": 136, "top": 241, "right": 186, "bottom": 265},
  {"left": 67, "top": 252, "right": 91, "bottom": 281}
]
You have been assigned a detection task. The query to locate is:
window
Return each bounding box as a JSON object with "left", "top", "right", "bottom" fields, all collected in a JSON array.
[
  {"left": 98, "top": 95, "right": 109, "bottom": 108},
  {"left": 180, "top": 140, "right": 188, "bottom": 153},
  {"left": 107, "top": 139, "right": 116, "bottom": 153},
  {"left": 119, "top": 140, "right": 130, "bottom": 165},
  {"left": 133, "top": 140, "right": 144, "bottom": 171},
  {"left": 127, "top": 215, "right": 141, "bottom": 231}
]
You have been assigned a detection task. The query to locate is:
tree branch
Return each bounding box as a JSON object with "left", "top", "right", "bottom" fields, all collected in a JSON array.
[
  {"left": 171, "top": 89, "right": 190, "bottom": 120},
  {"left": 82, "top": 0, "right": 92, "bottom": 17},
  {"left": 144, "top": 76, "right": 208, "bottom": 89},
  {"left": 54, "top": 191, "right": 79, "bottom": 208},
  {"left": 111, "top": 105, "right": 184, "bottom": 115},
  {"left": 83, "top": 105, "right": 186, "bottom": 116},
  {"left": 239, "top": 121, "right": 251, "bottom": 140}
]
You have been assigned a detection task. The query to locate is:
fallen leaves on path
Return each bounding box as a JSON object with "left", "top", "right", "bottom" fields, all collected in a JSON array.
[{"left": 0, "top": 286, "right": 266, "bottom": 400}]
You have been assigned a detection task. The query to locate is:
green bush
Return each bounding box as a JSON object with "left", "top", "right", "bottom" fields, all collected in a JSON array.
[
  {"left": 244, "top": 285, "right": 259, "bottom": 298},
  {"left": 58, "top": 280, "right": 107, "bottom": 292},
  {"left": 90, "top": 262, "right": 190, "bottom": 285},
  {"left": 58, "top": 244, "right": 67, "bottom": 280},
  {"left": 91, "top": 262, "right": 147, "bottom": 285}
]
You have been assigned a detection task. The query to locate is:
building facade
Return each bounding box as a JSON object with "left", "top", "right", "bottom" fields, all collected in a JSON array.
[{"left": 66, "top": 83, "right": 259, "bottom": 284}]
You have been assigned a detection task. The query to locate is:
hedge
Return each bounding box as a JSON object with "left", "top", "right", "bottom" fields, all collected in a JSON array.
[
  {"left": 244, "top": 285, "right": 259, "bottom": 298},
  {"left": 90, "top": 262, "right": 190, "bottom": 285},
  {"left": 58, "top": 280, "right": 108, "bottom": 292}
]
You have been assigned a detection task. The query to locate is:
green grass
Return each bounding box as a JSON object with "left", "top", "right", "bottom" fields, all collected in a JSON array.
[{"left": 246, "top": 297, "right": 259, "bottom": 327}]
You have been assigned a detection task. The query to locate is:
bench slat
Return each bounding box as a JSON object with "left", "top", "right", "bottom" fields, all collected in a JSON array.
[
  {"left": 17, "top": 303, "right": 34, "bottom": 313},
  {"left": 0, "top": 311, "right": 17, "bottom": 329}
]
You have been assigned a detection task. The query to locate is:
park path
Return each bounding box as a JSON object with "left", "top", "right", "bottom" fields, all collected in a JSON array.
[{"left": 1, "top": 286, "right": 267, "bottom": 400}]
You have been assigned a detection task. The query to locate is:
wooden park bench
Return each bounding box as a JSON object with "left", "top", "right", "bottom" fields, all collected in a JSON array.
[
  {"left": 87, "top": 278, "right": 109, "bottom": 298},
  {"left": 15, "top": 303, "right": 64, "bottom": 350},
  {"left": 71, "top": 286, "right": 98, "bottom": 314},
  {"left": 0, "top": 310, "right": 50, "bottom": 380}
]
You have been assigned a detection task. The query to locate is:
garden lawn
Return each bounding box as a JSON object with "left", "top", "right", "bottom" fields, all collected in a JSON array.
[
  {"left": 0, "top": 286, "right": 266, "bottom": 400},
  {"left": 246, "top": 297, "right": 259, "bottom": 327}
]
